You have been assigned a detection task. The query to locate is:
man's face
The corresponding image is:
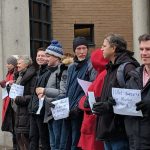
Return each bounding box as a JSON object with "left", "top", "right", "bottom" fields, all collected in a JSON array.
[
  {"left": 46, "top": 54, "right": 59, "bottom": 66},
  {"left": 36, "top": 51, "right": 47, "bottom": 65},
  {"left": 75, "top": 45, "right": 88, "bottom": 61},
  {"left": 140, "top": 40, "right": 150, "bottom": 65},
  {"left": 101, "top": 39, "right": 115, "bottom": 59}
]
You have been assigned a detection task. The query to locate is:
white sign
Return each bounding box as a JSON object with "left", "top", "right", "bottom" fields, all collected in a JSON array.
[
  {"left": 112, "top": 88, "right": 143, "bottom": 117},
  {"left": 77, "top": 78, "right": 92, "bottom": 94},
  {"left": 36, "top": 97, "right": 44, "bottom": 115},
  {"left": 2, "top": 88, "right": 8, "bottom": 99},
  {"left": 9, "top": 84, "right": 24, "bottom": 99},
  {"left": 51, "top": 98, "right": 69, "bottom": 120},
  {"left": 88, "top": 92, "right": 96, "bottom": 112}
]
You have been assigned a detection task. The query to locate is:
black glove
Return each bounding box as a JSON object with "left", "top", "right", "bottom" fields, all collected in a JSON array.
[
  {"left": 92, "top": 97, "right": 116, "bottom": 115},
  {"left": 84, "top": 97, "right": 90, "bottom": 108},
  {"left": 136, "top": 100, "right": 150, "bottom": 116},
  {"left": 69, "top": 106, "right": 82, "bottom": 118},
  {"left": 49, "top": 102, "right": 55, "bottom": 108}
]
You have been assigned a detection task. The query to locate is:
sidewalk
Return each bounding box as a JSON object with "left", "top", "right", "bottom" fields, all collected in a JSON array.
[{"left": 0, "top": 145, "right": 13, "bottom": 150}]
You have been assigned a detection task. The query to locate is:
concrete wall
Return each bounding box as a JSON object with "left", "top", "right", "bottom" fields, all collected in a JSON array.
[
  {"left": 0, "top": 0, "right": 30, "bottom": 147},
  {"left": 52, "top": 0, "right": 133, "bottom": 53}
]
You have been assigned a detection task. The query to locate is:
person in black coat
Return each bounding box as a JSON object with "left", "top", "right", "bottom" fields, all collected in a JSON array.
[
  {"left": 29, "top": 48, "right": 50, "bottom": 150},
  {"left": 125, "top": 34, "right": 150, "bottom": 150},
  {"left": 13, "top": 55, "right": 36, "bottom": 150},
  {"left": 92, "top": 34, "right": 139, "bottom": 150}
]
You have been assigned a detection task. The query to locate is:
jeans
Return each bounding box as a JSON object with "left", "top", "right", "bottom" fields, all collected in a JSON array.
[
  {"left": 29, "top": 114, "right": 50, "bottom": 150},
  {"left": 60, "top": 117, "right": 82, "bottom": 150},
  {"left": 104, "top": 139, "right": 129, "bottom": 150},
  {"left": 48, "top": 119, "right": 63, "bottom": 150}
]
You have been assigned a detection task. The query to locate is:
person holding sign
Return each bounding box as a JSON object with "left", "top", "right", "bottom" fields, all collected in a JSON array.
[
  {"left": 0, "top": 55, "right": 18, "bottom": 150},
  {"left": 125, "top": 34, "right": 150, "bottom": 150},
  {"left": 92, "top": 34, "right": 139, "bottom": 150},
  {"left": 13, "top": 55, "right": 36, "bottom": 150},
  {"left": 78, "top": 49, "right": 108, "bottom": 150},
  {"left": 29, "top": 48, "right": 50, "bottom": 150},
  {"left": 35, "top": 40, "right": 68, "bottom": 150},
  {"left": 60, "top": 37, "right": 97, "bottom": 150}
]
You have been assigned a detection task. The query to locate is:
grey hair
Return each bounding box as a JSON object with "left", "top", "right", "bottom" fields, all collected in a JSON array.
[
  {"left": 18, "top": 55, "right": 33, "bottom": 66},
  {"left": 105, "top": 33, "right": 127, "bottom": 53}
]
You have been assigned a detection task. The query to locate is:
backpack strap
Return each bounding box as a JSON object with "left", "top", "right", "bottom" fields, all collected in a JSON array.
[
  {"left": 55, "top": 64, "right": 68, "bottom": 88},
  {"left": 117, "top": 62, "right": 131, "bottom": 87}
]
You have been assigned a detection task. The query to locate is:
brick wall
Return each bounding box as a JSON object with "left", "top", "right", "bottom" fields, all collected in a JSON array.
[{"left": 52, "top": 0, "right": 133, "bottom": 54}]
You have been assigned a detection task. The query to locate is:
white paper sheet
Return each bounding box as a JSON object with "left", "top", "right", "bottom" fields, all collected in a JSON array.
[
  {"left": 112, "top": 88, "right": 143, "bottom": 117},
  {"left": 2, "top": 88, "right": 8, "bottom": 99},
  {"left": 88, "top": 92, "right": 96, "bottom": 112},
  {"left": 77, "top": 78, "right": 92, "bottom": 94},
  {"left": 36, "top": 97, "right": 44, "bottom": 115},
  {"left": 51, "top": 98, "right": 69, "bottom": 120},
  {"left": 9, "top": 84, "right": 24, "bottom": 99}
]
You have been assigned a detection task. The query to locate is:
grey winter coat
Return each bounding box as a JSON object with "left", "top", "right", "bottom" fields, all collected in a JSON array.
[{"left": 43, "top": 64, "right": 67, "bottom": 123}]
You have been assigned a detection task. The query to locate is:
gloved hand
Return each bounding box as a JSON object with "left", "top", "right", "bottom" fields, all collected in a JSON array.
[
  {"left": 0, "top": 80, "right": 6, "bottom": 88},
  {"left": 84, "top": 97, "right": 90, "bottom": 108},
  {"left": 69, "top": 106, "right": 82, "bottom": 118},
  {"left": 92, "top": 97, "right": 116, "bottom": 115},
  {"left": 48, "top": 102, "right": 55, "bottom": 108},
  {"left": 136, "top": 100, "right": 150, "bottom": 116}
]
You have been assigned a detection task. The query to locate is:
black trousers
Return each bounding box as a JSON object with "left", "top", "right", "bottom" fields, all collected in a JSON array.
[
  {"left": 29, "top": 114, "right": 50, "bottom": 150},
  {"left": 16, "top": 133, "right": 29, "bottom": 150}
]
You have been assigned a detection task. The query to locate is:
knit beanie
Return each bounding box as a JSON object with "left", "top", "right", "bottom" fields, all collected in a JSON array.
[
  {"left": 73, "top": 37, "right": 88, "bottom": 52},
  {"left": 45, "top": 40, "right": 64, "bottom": 58},
  {"left": 7, "top": 55, "right": 17, "bottom": 66}
]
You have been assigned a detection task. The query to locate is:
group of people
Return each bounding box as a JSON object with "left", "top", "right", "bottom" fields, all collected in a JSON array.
[{"left": 0, "top": 33, "right": 150, "bottom": 150}]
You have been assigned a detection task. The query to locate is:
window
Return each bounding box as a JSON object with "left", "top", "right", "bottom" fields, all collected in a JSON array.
[
  {"left": 29, "top": 0, "right": 51, "bottom": 58},
  {"left": 74, "top": 24, "right": 95, "bottom": 46}
]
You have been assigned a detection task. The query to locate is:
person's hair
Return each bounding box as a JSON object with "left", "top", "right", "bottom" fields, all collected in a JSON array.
[
  {"left": 18, "top": 55, "right": 33, "bottom": 66},
  {"left": 36, "top": 47, "right": 45, "bottom": 53},
  {"left": 138, "top": 34, "right": 150, "bottom": 43},
  {"left": 105, "top": 33, "right": 127, "bottom": 53}
]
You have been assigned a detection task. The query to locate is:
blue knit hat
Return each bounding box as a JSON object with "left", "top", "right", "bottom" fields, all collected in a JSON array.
[{"left": 45, "top": 40, "right": 64, "bottom": 58}]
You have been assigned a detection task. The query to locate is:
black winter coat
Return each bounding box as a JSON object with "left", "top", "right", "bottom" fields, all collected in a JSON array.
[
  {"left": 96, "top": 52, "right": 139, "bottom": 141},
  {"left": 14, "top": 66, "right": 36, "bottom": 133},
  {"left": 125, "top": 65, "right": 150, "bottom": 150},
  {"left": 29, "top": 64, "right": 50, "bottom": 115}
]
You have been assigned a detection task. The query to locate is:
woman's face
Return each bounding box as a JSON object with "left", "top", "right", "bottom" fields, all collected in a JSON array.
[
  {"left": 17, "top": 59, "right": 28, "bottom": 72},
  {"left": 6, "top": 64, "right": 15, "bottom": 71}
]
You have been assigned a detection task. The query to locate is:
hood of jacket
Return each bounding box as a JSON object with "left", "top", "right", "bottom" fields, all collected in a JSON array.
[
  {"left": 90, "top": 49, "right": 108, "bottom": 74},
  {"left": 107, "top": 51, "right": 140, "bottom": 70}
]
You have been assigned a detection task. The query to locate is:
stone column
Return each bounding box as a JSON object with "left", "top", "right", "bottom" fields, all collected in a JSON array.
[
  {"left": 0, "top": 0, "right": 30, "bottom": 147},
  {"left": 132, "top": 0, "right": 150, "bottom": 62}
]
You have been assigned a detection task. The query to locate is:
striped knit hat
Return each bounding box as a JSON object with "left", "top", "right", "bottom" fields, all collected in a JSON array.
[{"left": 45, "top": 40, "right": 64, "bottom": 58}]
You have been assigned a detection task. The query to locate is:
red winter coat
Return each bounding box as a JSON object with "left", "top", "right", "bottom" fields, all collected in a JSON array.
[
  {"left": 78, "top": 49, "right": 108, "bottom": 150},
  {"left": 1, "top": 69, "right": 15, "bottom": 132}
]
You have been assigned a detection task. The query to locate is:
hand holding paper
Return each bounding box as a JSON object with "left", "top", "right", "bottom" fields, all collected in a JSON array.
[
  {"left": 136, "top": 100, "right": 150, "bottom": 116},
  {"left": 51, "top": 98, "right": 69, "bottom": 120},
  {"left": 112, "top": 88, "right": 143, "bottom": 117},
  {"left": 77, "top": 78, "right": 92, "bottom": 94},
  {"left": 36, "top": 97, "right": 44, "bottom": 115},
  {"left": 9, "top": 84, "right": 24, "bottom": 99}
]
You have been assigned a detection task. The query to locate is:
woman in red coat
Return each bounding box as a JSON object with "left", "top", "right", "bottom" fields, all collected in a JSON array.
[
  {"left": 0, "top": 56, "right": 18, "bottom": 149},
  {"left": 78, "top": 49, "right": 108, "bottom": 150}
]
